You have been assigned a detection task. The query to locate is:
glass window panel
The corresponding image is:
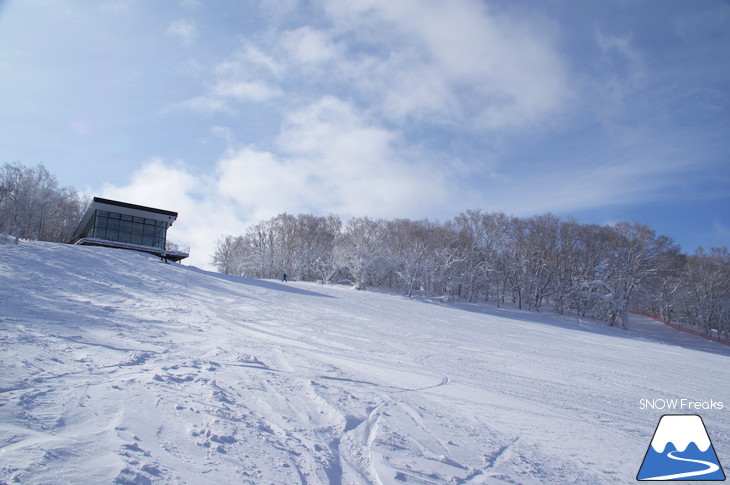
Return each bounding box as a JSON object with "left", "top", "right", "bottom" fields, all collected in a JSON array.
[
  {"left": 121, "top": 214, "right": 132, "bottom": 221},
  {"left": 109, "top": 212, "right": 121, "bottom": 220},
  {"left": 81, "top": 218, "right": 94, "bottom": 238}
]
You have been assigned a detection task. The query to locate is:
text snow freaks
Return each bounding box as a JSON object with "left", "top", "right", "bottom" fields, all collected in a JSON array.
[{"left": 640, "top": 399, "right": 724, "bottom": 411}]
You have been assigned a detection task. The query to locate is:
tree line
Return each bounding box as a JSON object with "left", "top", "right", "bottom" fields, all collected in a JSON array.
[
  {"left": 213, "top": 211, "right": 729, "bottom": 333},
  {"left": 0, "top": 162, "right": 87, "bottom": 243},
  {"left": 2, "top": 162, "right": 726, "bottom": 334}
]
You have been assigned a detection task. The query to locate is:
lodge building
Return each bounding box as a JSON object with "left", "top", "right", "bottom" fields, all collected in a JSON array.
[{"left": 70, "top": 197, "right": 189, "bottom": 262}]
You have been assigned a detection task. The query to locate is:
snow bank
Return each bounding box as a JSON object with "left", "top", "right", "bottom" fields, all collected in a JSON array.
[{"left": 1, "top": 241, "right": 728, "bottom": 484}]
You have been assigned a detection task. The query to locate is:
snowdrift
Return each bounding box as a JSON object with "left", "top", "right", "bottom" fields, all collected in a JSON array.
[{"left": 1, "top": 241, "right": 728, "bottom": 484}]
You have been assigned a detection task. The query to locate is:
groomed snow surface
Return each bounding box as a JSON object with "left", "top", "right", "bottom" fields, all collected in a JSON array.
[{"left": 1, "top": 240, "right": 728, "bottom": 484}]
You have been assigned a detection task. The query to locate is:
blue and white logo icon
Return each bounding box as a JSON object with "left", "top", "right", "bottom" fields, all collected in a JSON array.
[{"left": 637, "top": 414, "right": 725, "bottom": 481}]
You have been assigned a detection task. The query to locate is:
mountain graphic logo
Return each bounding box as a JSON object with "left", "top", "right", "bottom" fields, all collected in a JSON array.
[{"left": 637, "top": 414, "right": 726, "bottom": 481}]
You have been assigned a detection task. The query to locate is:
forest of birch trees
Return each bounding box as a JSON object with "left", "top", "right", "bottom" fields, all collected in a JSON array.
[{"left": 213, "top": 211, "right": 730, "bottom": 334}]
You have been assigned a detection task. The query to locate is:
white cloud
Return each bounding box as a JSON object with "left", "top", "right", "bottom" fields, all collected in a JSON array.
[
  {"left": 173, "top": 43, "right": 283, "bottom": 113},
  {"left": 173, "top": 0, "right": 569, "bottom": 132},
  {"left": 280, "top": 26, "right": 340, "bottom": 65},
  {"left": 166, "top": 19, "right": 198, "bottom": 46},
  {"left": 274, "top": 97, "right": 455, "bottom": 216},
  {"left": 100, "top": 160, "right": 246, "bottom": 269},
  {"left": 100, "top": 94, "right": 701, "bottom": 270},
  {"left": 213, "top": 97, "right": 458, "bottom": 220},
  {"left": 215, "top": 44, "right": 283, "bottom": 78},
  {"left": 212, "top": 79, "right": 282, "bottom": 102},
  {"left": 147, "top": 3, "right": 613, "bottom": 267},
  {"left": 104, "top": 98, "right": 469, "bottom": 267},
  {"left": 316, "top": 0, "right": 570, "bottom": 129},
  {"left": 101, "top": 159, "right": 199, "bottom": 216}
]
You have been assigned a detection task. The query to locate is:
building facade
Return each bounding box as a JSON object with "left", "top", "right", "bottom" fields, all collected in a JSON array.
[{"left": 71, "top": 197, "right": 189, "bottom": 261}]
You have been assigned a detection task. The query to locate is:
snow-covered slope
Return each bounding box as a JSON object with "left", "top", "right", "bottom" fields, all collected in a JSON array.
[{"left": 1, "top": 241, "right": 729, "bottom": 484}]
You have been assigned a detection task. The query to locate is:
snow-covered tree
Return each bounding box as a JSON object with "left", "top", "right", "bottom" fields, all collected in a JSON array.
[
  {"left": 213, "top": 214, "right": 341, "bottom": 281},
  {"left": 212, "top": 235, "right": 248, "bottom": 276},
  {"left": 386, "top": 219, "right": 437, "bottom": 297},
  {"left": 333, "top": 217, "right": 389, "bottom": 290},
  {"left": 680, "top": 247, "right": 730, "bottom": 336},
  {"left": 445, "top": 210, "right": 509, "bottom": 303},
  {"left": 0, "top": 162, "right": 85, "bottom": 242},
  {"left": 212, "top": 210, "right": 722, "bottom": 331},
  {"left": 592, "top": 222, "right": 677, "bottom": 328}
]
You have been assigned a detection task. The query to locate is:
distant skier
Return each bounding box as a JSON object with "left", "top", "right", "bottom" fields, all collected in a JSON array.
[{"left": 282, "top": 273, "right": 288, "bottom": 283}]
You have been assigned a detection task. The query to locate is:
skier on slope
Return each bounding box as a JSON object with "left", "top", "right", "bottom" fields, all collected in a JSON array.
[{"left": 281, "top": 273, "right": 288, "bottom": 282}]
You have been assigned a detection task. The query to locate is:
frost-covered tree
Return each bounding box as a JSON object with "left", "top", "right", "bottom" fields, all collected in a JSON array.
[
  {"left": 212, "top": 214, "right": 341, "bottom": 281},
  {"left": 212, "top": 235, "right": 247, "bottom": 276},
  {"left": 0, "top": 162, "right": 85, "bottom": 242},
  {"left": 635, "top": 245, "right": 687, "bottom": 322},
  {"left": 593, "top": 222, "right": 677, "bottom": 328},
  {"left": 551, "top": 218, "right": 582, "bottom": 315},
  {"left": 386, "top": 219, "right": 437, "bottom": 297},
  {"left": 333, "top": 217, "right": 389, "bottom": 290},
  {"left": 286, "top": 214, "right": 341, "bottom": 281},
  {"left": 680, "top": 247, "right": 730, "bottom": 336},
  {"left": 519, "top": 214, "right": 562, "bottom": 311},
  {"left": 213, "top": 209, "right": 722, "bottom": 331},
  {"left": 445, "top": 210, "right": 508, "bottom": 303}
]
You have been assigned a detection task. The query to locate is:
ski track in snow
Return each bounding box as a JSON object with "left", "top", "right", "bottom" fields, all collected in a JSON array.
[
  {"left": 0, "top": 240, "right": 729, "bottom": 484},
  {"left": 641, "top": 450, "right": 720, "bottom": 480}
]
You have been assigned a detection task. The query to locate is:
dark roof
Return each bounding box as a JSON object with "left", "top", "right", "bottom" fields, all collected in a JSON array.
[{"left": 92, "top": 197, "right": 178, "bottom": 218}]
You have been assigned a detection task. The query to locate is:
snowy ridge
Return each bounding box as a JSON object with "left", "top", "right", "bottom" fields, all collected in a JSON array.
[
  {"left": 650, "top": 415, "right": 711, "bottom": 453},
  {"left": 1, "top": 240, "right": 729, "bottom": 484}
]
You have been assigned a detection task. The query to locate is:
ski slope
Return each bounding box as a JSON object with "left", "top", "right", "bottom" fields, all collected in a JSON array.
[{"left": 1, "top": 240, "right": 729, "bottom": 484}]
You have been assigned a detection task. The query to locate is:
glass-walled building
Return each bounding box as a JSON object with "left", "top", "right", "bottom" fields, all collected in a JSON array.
[
  {"left": 80, "top": 209, "right": 169, "bottom": 249},
  {"left": 71, "top": 197, "right": 189, "bottom": 261}
]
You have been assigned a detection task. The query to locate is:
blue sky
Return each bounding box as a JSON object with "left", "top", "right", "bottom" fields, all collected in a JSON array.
[{"left": 1, "top": 0, "right": 728, "bottom": 268}]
